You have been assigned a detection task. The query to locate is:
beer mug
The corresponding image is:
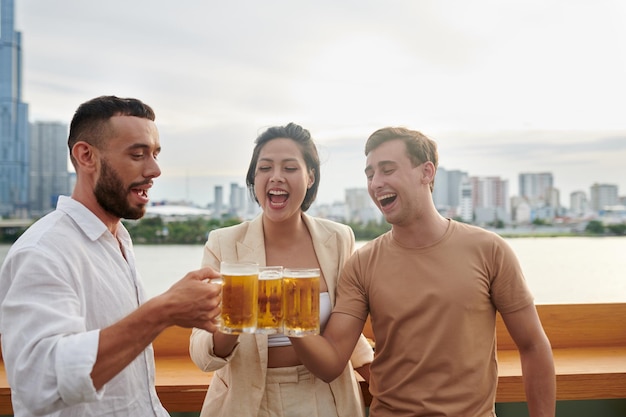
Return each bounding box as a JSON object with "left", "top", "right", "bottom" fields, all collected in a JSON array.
[
  {"left": 218, "top": 261, "right": 259, "bottom": 334},
  {"left": 256, "top": 266, "right": 284, "bottom": 334},
  {"left": 283, "top": 267, "right": 320, "bottom": 337}
]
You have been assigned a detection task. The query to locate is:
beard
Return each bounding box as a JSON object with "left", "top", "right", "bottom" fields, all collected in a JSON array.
[{"left": 94, "top": 159, "right": 146, "bottom": 220}]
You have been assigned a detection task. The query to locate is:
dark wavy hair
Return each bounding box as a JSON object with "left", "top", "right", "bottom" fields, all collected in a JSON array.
[
  {"left": 246, "top": 123, "right": 320, "bottom": 212},
  {"left": 67, "top": 95, "right": 155, "bottom": 168}
]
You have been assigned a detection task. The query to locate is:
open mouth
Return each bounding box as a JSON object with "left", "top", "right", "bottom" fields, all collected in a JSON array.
[
  {"left": 377, "top": 193, "right": 397, "bottom": 207},
  {"left": 132, "top": 188, "right": 148, "bottom": 198},
  {"left": 131, "top": 187, "right": 149, "bottom": 203},
  {"left": 268, "top": 189, "right": 288, "bottom": 206}
]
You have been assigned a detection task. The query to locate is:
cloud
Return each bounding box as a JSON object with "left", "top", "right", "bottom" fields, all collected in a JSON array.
[{"left": 14, "top": 0, "right": 626, "bottom": 206}]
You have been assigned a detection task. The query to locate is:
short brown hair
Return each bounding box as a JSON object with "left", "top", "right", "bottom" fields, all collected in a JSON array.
[{"left": 365, "top": 127, "right": 438, "bottom": 191}]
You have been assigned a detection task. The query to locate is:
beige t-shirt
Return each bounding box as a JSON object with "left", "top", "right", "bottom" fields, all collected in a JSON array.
[{"left": 334, "top": 220, "right": 534, "bottom": 417}]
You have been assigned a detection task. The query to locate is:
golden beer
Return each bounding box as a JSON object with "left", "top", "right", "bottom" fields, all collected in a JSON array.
[
  {"left": 257, "top": 266, "right": 284, "bottom": 334},
  {"left": 283, "top": 268, "right": 320, "bottom": 337},
  {"left": 219, "top": 261, "right": 259, "bottom": 334}
]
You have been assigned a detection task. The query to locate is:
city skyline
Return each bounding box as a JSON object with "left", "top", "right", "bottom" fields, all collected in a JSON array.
[
  {"left": 148, "top": 167, "right": 622, "bottom": 213},
  {"left": 146, "top": 164, "right": 622, "bottom": 211},
  {"left": 11, "top": 0, "right": 626, "bottom": 207}
]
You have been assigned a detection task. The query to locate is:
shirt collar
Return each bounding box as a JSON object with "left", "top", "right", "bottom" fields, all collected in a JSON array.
[{"left": 56, "top": 195, "right": 111, "bottom": 242}]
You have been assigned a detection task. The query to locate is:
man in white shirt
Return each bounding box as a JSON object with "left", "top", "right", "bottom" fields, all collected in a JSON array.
[{"left": 0, "top": 96, "right": 222, "bottom": 416}]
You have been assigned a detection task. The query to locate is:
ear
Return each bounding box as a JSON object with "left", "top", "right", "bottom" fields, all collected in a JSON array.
[
  {"left": 421, "top": 161, "right": 436, "bottom": 185},
  {"left": 72, "top": 142, "right": 99, "bottom": 173},
  {"left": 307, "top": 168, "right": 315, "bottom": 189}
]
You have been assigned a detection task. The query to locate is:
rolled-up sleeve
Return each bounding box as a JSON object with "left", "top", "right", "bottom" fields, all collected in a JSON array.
[
  {"left": 1, "top": 248, "right": 103, "bottom": 413},
  {"left": 56, "top": 330, "right": 102, "bottom": 404},
  {"left": 1, "top": 198, "right": 170, "bottom": 416}
]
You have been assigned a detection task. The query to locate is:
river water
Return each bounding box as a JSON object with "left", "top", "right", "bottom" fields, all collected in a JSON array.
[{"left": 1, "top": 237, "right": 625, "bottom": 304}]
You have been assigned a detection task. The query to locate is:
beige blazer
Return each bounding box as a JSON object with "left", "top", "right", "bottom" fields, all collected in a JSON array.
[{"left": 190, "top": 213, "right": 373, "bottom": 417}]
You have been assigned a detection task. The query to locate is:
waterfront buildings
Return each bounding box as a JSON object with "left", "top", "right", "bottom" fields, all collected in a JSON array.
[
  {"left": 516, "top": 172, "right": 561, "bottom": 222},
  {"left": 344, "top": 187, "right": 379, "bottom": 224},
  {"left": 519, "top": 172, "right": 554, "bottom": 203},
  {"left": 0, "top": 0, "right": 622, "bottom": 226},
  {"left": 432, "top": 168, "right": 510, "bottom": 226},
  {"left": 213, "top": 185, "right": 223, "bottom": 217},
  {"left": 590, "top": 183, "right": 619, "bottom": 213},
  {"left": 28, "top": 121, "right": 70, "bottom": 217},
  {"left": 228, "top": 182, "right": 257, "bottom": 218},
  {"left": 433, "top": 167, "right": 469, "bottom": 219},
  {"left": 0, "top": 0, "right": 30, "bottom": 218},
  {"left": 470, "top": 176, "right": 510, "bottom": 225},
  {"left": 0, "top": 0, "right": 70, "bottom": 220},
  {"left": 569, "top": 191, "right": 588, "bottom": 217}
]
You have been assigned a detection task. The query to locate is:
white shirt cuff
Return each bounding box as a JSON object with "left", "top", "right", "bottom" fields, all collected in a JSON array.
[{"left": 56, "top": 329, "right": 104, "bottom": 404}]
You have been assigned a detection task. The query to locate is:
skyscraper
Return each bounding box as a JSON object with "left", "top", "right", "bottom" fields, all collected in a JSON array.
[
  {"left": 469, "top": 176, "right": 510, "bottom": 225},
  {"left": 569, "top": 190, "right": 588, "bottom": 216},
  {"left": 433, "top": 167, "right": 469, "bottom": 217},
  {"left": 213, "top": 185, "right": 223, "bottom": 218},
  {"left": 518, "top": 172, "right": 554, "bottom": 203},
  {"left": 229, "top": 182, "right": 246, "bottom": 217},
  {"left": 345, "top": 187, "right": 379, "bottom": 224},
  {"left": 589, "top": 183, "right": 619, "bottom": 213},
  {"left": 29, "top": 121, "right": 70, "bottom": 217},
  {"left": 0, "top": 0, "right": 30, "bottom": 218}
]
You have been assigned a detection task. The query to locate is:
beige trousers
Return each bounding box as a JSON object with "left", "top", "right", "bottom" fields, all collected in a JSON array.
[{"left": 258, "top": 365, "right": 340, "bottom": 417}]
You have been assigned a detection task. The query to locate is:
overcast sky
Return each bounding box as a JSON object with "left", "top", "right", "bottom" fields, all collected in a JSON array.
[{"left": 14, "top": 0, "right": 626, "bottom": 207}]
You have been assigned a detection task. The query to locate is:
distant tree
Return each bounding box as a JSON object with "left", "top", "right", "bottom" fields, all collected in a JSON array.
[
  {"left": 0, "top": 227, "right": 27, "bottom": 243},
  {"left": 124, "top": 217, "right": 165, "bottom": 243},
  {"left": 167, "top": 218, "right": 210, "bottom": 244},
  {"left": 348, "top": 221, "right": 391, "bottom": 241},
  {"left": 489, "top": 219, "right": 505, "bottom": 229},
  {"left": 119, "top": 215, "right": 624, "bottom": 244},
  {"left": 585, "top": 220, "right": 605, "bottom": 235},
  {"left": 606, "top": 223, "right": 626, "bottom": 236},
  {"left": 222, "top": 217, "right": 243, "bottom": 228}
]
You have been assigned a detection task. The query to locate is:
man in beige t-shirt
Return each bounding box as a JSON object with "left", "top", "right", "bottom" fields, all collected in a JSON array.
[{"left": 291, "top": 127, "right": 556, "bottom": 417}]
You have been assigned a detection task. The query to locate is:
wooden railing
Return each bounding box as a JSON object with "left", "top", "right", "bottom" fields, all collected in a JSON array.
[
  {"left": 494, "top": 303, "right": 626, "bottom": 402},
  {"left": 1, "top": 303, "right": 625, "bottom": 414}
]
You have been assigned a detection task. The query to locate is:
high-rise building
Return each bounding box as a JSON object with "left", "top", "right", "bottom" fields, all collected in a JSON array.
[
  {"left": 345, "top": 187, "right": 379, "bottom": 224},
  {"left": 510, "top": 195, "right": 532, "bottom": 224},
  {"left": 229, "top": 182, "right": 247, "bottom": 217},
  {"left": 432, "top": 166, "right": 449, "bottom": 209},
  {"left": 569, "top": 190, "right": 588, "bottom": 216},
  {"left": 29, "top": 121, "right": 70, "bottom": 217},
  {"left": 213, "top": 185, "right": 223, "bottom": 218},
  {"left": 470, "top": 176, "right": 510, "bottom": 225},
  {"left": 518, "top": 172, "right": 554, "bottom": 203},
  {"left": 433, "top": 167, "right": 468, "bottom": 217},
  {"left": 0, "top": 0, "right": 30, "bottom": 218},
  {"left": 589, "top": 183, "right": 619, "bottom": 213},
  {"left": 458, "top": 180, "right": 473, "bottom": 223},
  {"left": 518, "top": 172, "right": 560, "bottom": 220}
]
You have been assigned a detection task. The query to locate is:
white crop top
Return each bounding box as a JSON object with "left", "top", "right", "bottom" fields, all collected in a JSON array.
[{"left": 267, "top": 292, "right": 332, "bottom": 348}]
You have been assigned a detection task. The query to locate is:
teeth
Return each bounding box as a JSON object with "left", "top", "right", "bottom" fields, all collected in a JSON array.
[
  {"left": 377, "top": 193, "right": 395, "bottom": 201},
  {"left": 133, "top": 189, "right": 148, "bottom": 197},
  {"left": 269, "top": 190, "right": 287, "bottom": 195}
]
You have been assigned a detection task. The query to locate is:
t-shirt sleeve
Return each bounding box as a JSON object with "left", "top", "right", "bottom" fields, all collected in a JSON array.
[
  {"left": 333, "top": 250, "right": 370, "bottom": 322},
  {"left": 490, "top": 236, "right": 535, "bottom": 314}
]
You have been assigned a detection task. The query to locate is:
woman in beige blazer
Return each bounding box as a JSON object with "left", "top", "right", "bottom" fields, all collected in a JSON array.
[{"left": 190, "top": 123, "right": 373, "bottom": 417}]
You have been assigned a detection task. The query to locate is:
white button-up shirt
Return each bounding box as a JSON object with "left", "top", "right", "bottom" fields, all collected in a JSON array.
[{"left": 0, "top": 196, "right": 169, "bottom": 416}]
